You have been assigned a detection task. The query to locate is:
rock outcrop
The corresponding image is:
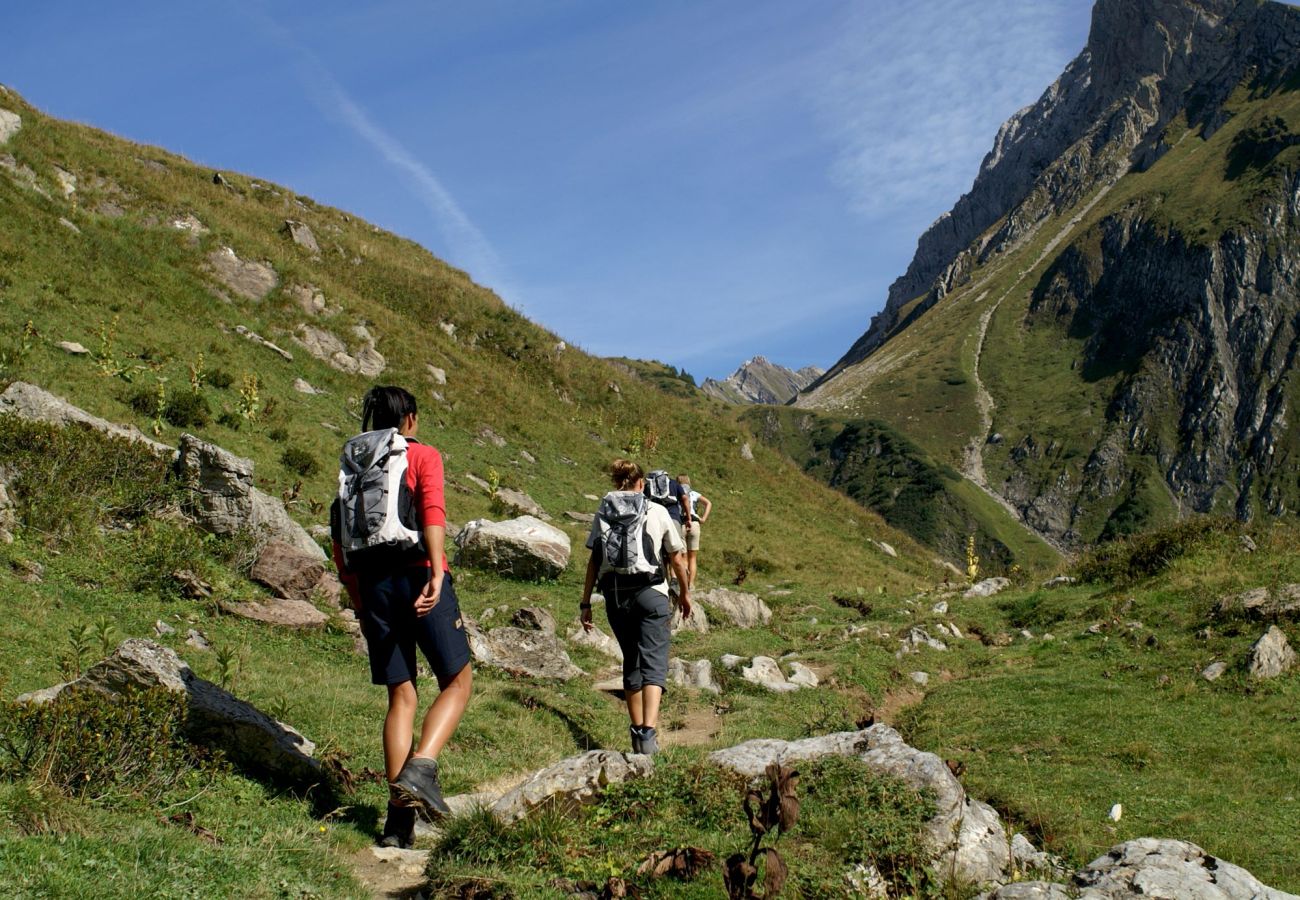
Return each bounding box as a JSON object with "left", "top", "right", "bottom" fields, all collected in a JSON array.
[
  {"left": 293, "top": 324, "right": 386, "bottom": 377},
  {"left": 0, "top": 381, "right": 173, "bottom": 456},
  {"left": 207, "top": 247, "right": 278, "bottom": 301},
  {"left": 487, "top": 751, "right": 654, "bottom": 823},
  {"left": 175, "top": 434, "right": 325, "bottom": 560},
  {"left": 465, "top": 621, "right": 582, "bottom": 681},
  {"left": 0, "top": 108, "right": 20, "bottom": 144},
  {"left": 455, "top": 516, "right": 571, "bottom": 579},
  {"left": 696, "top": 588, "right": 771, "bottom": 628},
  {"left": 18, "top": 639, "right": 319, "bottom": 785}
]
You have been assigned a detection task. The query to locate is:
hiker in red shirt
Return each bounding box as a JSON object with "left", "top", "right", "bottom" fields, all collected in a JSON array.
[{"left": 331, "top": 386, "right": 473, "bottom": 849}]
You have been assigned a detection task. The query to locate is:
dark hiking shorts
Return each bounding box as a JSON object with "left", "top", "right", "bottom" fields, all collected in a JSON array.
[
  {"left": 357, "top": 568, "right": 470, "bottom": 686},
  {"left": 604, "top": 583, "right": 671, "bottom": 693}
]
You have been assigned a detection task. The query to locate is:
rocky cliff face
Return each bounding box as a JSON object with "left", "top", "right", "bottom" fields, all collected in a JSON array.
[
  {"left": 702, "top": 356, "right": 824, "bottom": 404},
  {"left": 819, "top": 0, "right": 1300, "bottom": 384}
]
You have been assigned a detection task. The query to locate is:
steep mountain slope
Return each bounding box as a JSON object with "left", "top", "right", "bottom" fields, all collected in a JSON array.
[
  {"left": 701, "top": 356, "right": 823, "bottom": 404},
  {"left": 801, "top": 0, "right": 1300, "bottom": 548}
]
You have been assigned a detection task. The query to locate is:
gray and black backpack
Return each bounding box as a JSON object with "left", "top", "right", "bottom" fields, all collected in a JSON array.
[
  {"left": 333, "top": 428, "right": 424, "bottom": 568},
  {"left": 594, "top": 492, "right": 663, "bottom": 594},
  {"left": 644, "top": 470, "right": 678, "bottom": 509}
]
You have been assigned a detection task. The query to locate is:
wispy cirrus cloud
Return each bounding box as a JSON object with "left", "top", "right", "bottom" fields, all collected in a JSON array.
[
  {"left": 238, "top": 3, "right": 513, "bottom": 297},
  {"left": 812, "top": 0, "right": 1082, "bottom": 222}
]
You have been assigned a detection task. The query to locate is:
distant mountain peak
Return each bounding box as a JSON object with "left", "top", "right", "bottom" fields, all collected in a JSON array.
[{"left": 702, "top": 357, "right": 824, "bottom": 405}]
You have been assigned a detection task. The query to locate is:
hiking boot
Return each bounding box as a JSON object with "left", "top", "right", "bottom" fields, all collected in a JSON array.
[
  {"left": 378, "top": 802, "right": 416, "bottom": 849},
  {"left": 392, "top": 756, "right": 451, "bottom": 819},
  {"left": 639, "top": 726, "right": 659, "bottom": 756},
  {"left": 629, "top": 724, "right": 643, "bottom": 754}
]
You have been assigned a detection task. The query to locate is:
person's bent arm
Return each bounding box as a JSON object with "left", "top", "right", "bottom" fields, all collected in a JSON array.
[
  {"left": 415, "top": 524, "right": 445, "bottom": 615},
  {"left": 697, "top": 495, "right": 712, "bottom": 523}
]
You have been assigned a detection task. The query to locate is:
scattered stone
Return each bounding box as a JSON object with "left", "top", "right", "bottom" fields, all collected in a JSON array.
[
  {"left": 465, "top": 622, "right": 582, "bottom": 681},
  {"left": 567, "top": 622, "right": 623, "bottom": 662},
  {"left": 490, "top": 750, "right": 653, "bottom": 823},
  {"left": 741, "top": 656, "right": 799, "bottom": 693},
  {"left": 844, "top": 863, "right": 890, "bottom": 898},
  {"left": 56, "top": 341, "right": 89, "bottom": 355},
  {"left": 0, "top": 469, "right": 16, "bottom": 544},
  {"left": 695, "top": 588, "right": 771, "bottom": 628},
  {"left": 564, "top": 510, "right": 595, "bottom": 525},
  {"left": 494, "top": 487, "right": 548, "bottom": 519},
  {"left": 668, "top": 658, "right": 720, "bottom": 694},
  {"left": 96, "top": 199, "right": 126, "bottom": 219},
  {"left": 720, "top": 654, "right": 744, "bottom": 670},
  {"left": 0, "top": 108, "right": 20, "bottom": 144},
  {"left": 1041, "top": 575, "right": 1077, "bottom": 589},
  {"left": 171, "top": 213, "right": 207, "bottom": 234},
  {"left": 0, "top": 382, "right": 173, "bottom": 456},
  {"left": 185, "top": 629, "right": 211, "bottom": 651},
  {"left": 18, "top": 639, "right": 319, "bottom": 784},
  {"left": 512, "top": 606, "right": 557, "bottom": 635},
  {"left": 0, "top": 154, "right": 39, "bottom": 191},
  {"left": 583, "top": 494, "right": 600, "bottom": 501},
  {"left": 670, "top": 600, "right": 709, "bottom": 635},
  {"left": 175, "top": 434, "right": 325, "bottom": 560},
  {"left": 519, "top": 450, "right": 536, "bottom": 464},
  {"left": 464, "top": 473, "right": 492, "bottom": 493},
  {"left": 154, "top": 620, "right": 176, "bottom": 637},
  {"left": 1020, "top": 629, "right": 1034, "bottom": 640},
  {"left": 1074, "top": 838, "right": 1295, "bottom": 899},
  {"left": 233, "top": 325, "right": 293, "bottom": 361},
  {"left": 1217, "top": 587, "right": 1271, "bottom": 617},
  {"left": 293, "top": 323, "right": 385, "bottom": 377},
  {"left": 964, "top": 577, "right": 1010, "bottom": 598},
  {"left": 876, "top": 540, "right": 898, "bottom": 558},
  {"left": 478, "top": 426, "right": 507, "bottom": 448},
  {"left": 1087, "top": 623, "right": 1105, "bottom": 635},
  {"left": 58, "top": 217, "right": 80, "bottom": 234},
  {"left": 898, "top": 626, "right": 948, "bottom": 655},
  {"left": 1240, "top": 534, "right": 1258, "bottom": 553},
  {"left": 206, "top": 247, "right": 278, "bottom": 302},
  {"left": 293, "top": 378, "right": 323, "bottom": 395},
  {"left": 787, "top": 661, "right": 820, "bottom": 688},
  {"left": 282, "top": 220, "right": 320, "bottom": 254},
  {"left": 740, "top": 441, "right": 754, "bottom": 461},
  {"left": 427, "top": 364, "right": 446, "bottom": 385},
  {"left": 224, "top": 598, "right": 328, "bottom": 629},
  {"left": 285, "top": 283, "right": 328, "bottom": 317},
  {"left": 455, "top": 516, "right": 571, "bottom": 579},
  {"left": 936, "top": 623, "right": 955, "bottom": 638},
  {"left": 910, "top": 671, "right": 930, "bottom": 686},
  {"left": 932, "top": 600, "right": 949, "bottom": 615},
  {"left": 439, "top": 321, "right": 456, "bottom": 338},
  {"left": 1247, "top": 626, "right": 1296, "bottom": 680},
  {"left": 249, "top": 540, "right": 335, "bottom": 604},
  {"left": 1008, "top": 832, "right": 1068, "bottom": 877},
  {"left": 211, "top": 171, "right": 228, "bottom": 185}
]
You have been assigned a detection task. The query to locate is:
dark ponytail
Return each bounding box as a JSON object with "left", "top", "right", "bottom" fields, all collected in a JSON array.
[{"left": 361, "top": 385, "right": 418, "bottom": 432}]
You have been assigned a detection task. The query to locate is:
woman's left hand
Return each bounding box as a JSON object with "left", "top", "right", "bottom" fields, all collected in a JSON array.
[{"left": 415, "top": 575, "right": 442, "bottom": 616}]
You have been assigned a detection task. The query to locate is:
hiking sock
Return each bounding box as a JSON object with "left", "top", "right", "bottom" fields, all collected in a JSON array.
[
  {"left": 639, "top": 726, "right": 659, "bottom": 755},
  {"left": 378, "top": 801, "right": 416, "bottom": 849}
]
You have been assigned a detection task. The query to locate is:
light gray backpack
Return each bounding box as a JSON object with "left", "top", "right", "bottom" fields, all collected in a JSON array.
[
  {"left": 594, "top": 492, "right": 662, "bottom": 586},
  {"left": 335, "top": 428, "right": 423, "bottom": 566}
]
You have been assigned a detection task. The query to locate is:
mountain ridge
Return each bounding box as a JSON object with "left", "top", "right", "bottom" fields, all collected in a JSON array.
[{"left": 701, "top": 355, "right": 824, "bottom": 404}]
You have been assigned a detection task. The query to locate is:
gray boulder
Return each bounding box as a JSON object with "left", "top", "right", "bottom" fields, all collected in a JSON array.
[
  {"left": 1201, "top": 661, "right": 1228, "bottom": 682},
  {"left": 0, "top": 466, "right": 15, "bottom": 543},
  {"left": 250, "top": 540, "right": 334, "bottom": 602},
  {"left": 787, "top": 661, "right": 820, "bottom": 687},
  {"left": 223, "top": 598, "right": 327, "bottom": 629},
  {"left": 18, "top": 639, "right": 319, "bottom": 785},
  {"left": 741, "top": 656, "right": 798, "bottom": 693},
  {"left": 1248, "top": 626, "right": 1296, "bottom": 680},
  {"left": 511, "top": 606, "right": 557, "bottom": 635},
  {"left": 207, "top": 247, "right": 278, "bottom": 301},
  {"left": 710, "top": 725, "right": 1010, "bottom": 886},
  {"left": 667, "top": 658, "right": 720, "bottom": 694},
  {"left": 567, "top": 621, "right": 623, "bottom": 662},
  {"left": 982, "top": 885, "right": 1074, "bottom": 899},
  {"left": 465, "top": 622, "right": 582, "bottom": 681},
  {"left": 494, "top": 487, "right": 549, "bottom": 519},
  {"left": 965, "top": 577, "right": 1011, "bottom": 598},
  {"left": 1074, "top": 838, "right": 1298, "bottom": 899},
  {"left": 282, "top": 220, "right": 320, "bottom": 254},
  {"left": 489, "top": 750, "right": 653, "bottom": 823},
  {"left": 175, "top": 434, "right": 325, "bottom": 560},
  {"left": 293, "top": 324, "right": 386, "bottom": 377},
  {"left": 0, "top": 382, "right": 173, "bottom": 456},
  {"left": 670, "top": 599, "right": 709, "bottom": 635},
  {"left": 455, "top": 516, "right": 570, "bottom": 579},
  {"left": 696, "top": 588, "right": 771, "bottom": 628},
  {"left": 0, "top": 108, "right": 20, "bottom": 144}
]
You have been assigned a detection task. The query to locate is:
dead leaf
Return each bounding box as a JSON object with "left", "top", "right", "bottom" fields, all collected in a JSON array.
[
  {"left": 637, "top": 847, "right": 716, "bottom": 880},
  {"left": 167, "top": 811, "right": 221, "bottom": 844},
  {"left": 724, "top": 852, "right": 758, "bottom": 899},
  {"left": 743, "top": 787, "right": 769, "bottom": 837},
  {"left": 759, "top": 848, "right": 788, "bottom": 897}
]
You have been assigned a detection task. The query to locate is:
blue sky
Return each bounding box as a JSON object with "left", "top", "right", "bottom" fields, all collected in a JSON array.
[{"left": 3, "top": 1, "right": 1093, "bottom": 381}]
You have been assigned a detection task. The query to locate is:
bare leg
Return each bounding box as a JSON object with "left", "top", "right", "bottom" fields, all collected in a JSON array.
[
  {"left": 640, "top": 685, "right": 663, "bottom": 730},
  {"left": 625, "top": 687, "right": 644, "bottom": 726},
  {"left": 383, "top": 681, "right": 418, "bottom": 782},
  {"left": 686, "top": 550, "right": 698, "bottom": 590},
  {"left": 411, "top": 664, "right": 474, "bottom": 759}
]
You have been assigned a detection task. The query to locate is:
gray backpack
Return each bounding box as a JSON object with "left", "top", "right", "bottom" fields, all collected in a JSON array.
[
  {"left": 594, "top": 492, "right": 662, "bottom": 585},
  {"left": 335, "top": 428, "right": 423, "bottom": 566}
]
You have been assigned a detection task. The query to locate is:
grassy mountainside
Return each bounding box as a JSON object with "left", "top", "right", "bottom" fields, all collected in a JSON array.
[{"left": 740, "top": 406, "right": 1059, "bottom": 572}]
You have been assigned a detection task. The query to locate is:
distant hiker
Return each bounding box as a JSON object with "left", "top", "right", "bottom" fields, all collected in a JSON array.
[
  {"left": 677, "top": 473, "right": 711, "bottom": 591},
  {"left": 582, "top": 459, "right": 691, "bottom": 755},
  {"left": 643, "top": 468, "right": 690, "bottom": 594},
  {"left": 331, "top": 385, "right": 473, "bottom": 849}
]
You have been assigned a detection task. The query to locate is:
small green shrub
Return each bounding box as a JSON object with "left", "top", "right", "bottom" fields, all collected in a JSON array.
[
  {"left": 163, "top": 390, "right": 210, "bottom": 428},
  {"left": 1078, "top": 516, "right": 1237, "bottom": 583},
  {"left": 204, "top": 368, "right": 235, "bottom": 390},
  {"left": 280, "top": 447, "right": 319, "bottom": 478},
  {"left": 268, "top": 427, "right": 289, "bottom": 443},
  {"left": 128, "top": 386, "right": 160, "bottom": 417},
  {"left": 216, "top": 410, "right": 242, "bottom": 430},
  {"left": 0, "top": 687, "right": 197, "bottom": 803}
]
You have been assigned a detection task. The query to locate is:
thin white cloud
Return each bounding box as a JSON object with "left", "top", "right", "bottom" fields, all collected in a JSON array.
[
  {"left": 812, "top": 0, "right": 1078, "bottom": 220},
  {"left": 237, "top": 3, "right": 513, "bottom": 297}
]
